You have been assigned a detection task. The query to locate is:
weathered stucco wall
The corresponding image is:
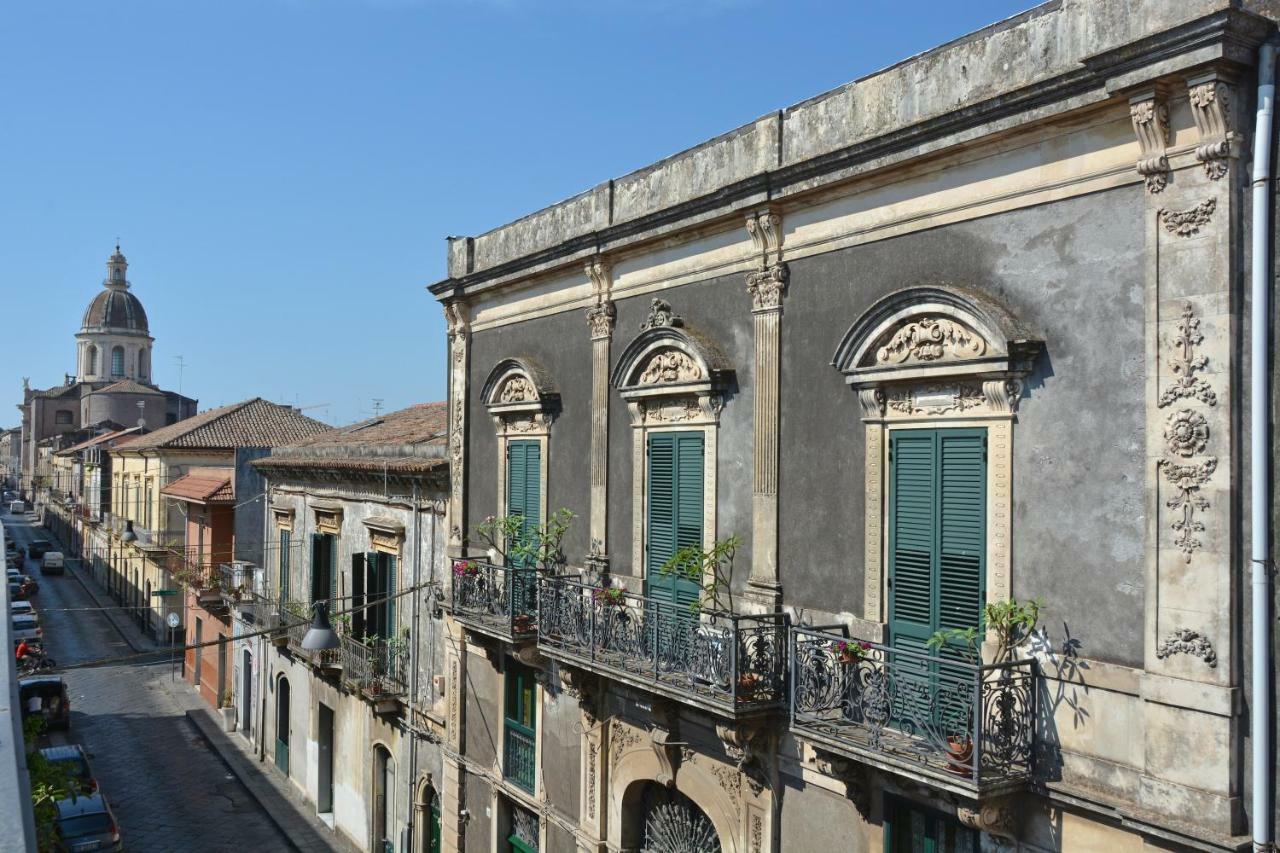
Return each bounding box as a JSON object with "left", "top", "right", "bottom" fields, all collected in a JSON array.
[
  {"left": 779, "top": 775, "right": 868, "bottom": 853},
  {"left": 464, "top": 649, "right": 499, "bottom": 768},
  {"left": 777, "top": 186, "right": 1146, "bottom": 666},
  {"left": 540, "top": 686, "right": 582, "bottom": 822}
]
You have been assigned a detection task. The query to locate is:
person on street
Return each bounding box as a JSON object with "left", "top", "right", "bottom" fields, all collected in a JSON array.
[{"left": 15, "top": 639, "right": 30, "bottom": 662}]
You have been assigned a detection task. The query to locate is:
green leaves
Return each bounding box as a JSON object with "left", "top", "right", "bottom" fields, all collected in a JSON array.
[
  {"left": 658, "top": 534, "right": 741, "bottom": 612},
  {"left": 926, "top": 596, "right": 1044, "bottom": 664},
  {"left": 473, "top": 508, "right": 576, "bottom": 573}
]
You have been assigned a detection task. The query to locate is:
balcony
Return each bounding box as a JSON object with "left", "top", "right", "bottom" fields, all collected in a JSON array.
[
  {"left": 449, "top": 560, "right": 537, "bottom": 642},
  {"left": 789, "top": 627, "right": 1036, "bottom": 797},
  {"left": 341, "top": 634, "right": 409, "bottom": 711},
  {"left": 278, "top": 601, "right": 341, "bottom": 671},
  {"left": 537, "top": 574, "right": 788, "bottom": 717}
]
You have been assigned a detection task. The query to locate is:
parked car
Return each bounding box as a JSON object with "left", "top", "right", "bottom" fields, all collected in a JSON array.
[
  {"left": 41, "top": 551, "right": 65, "bottom": 575},
  {"left": 8, "top": 500, "right": 25, "bottom": 514},
  {"left": 39, "top": 744, "right": 96, "bottom": 794},
  {"left": 11, "top": 613, "right": 42, "bottom": 642},
  {"left": 8, "top": 581, "right": 27, "bottom": 602},
  {"left": 53, "top": 792, "right": 120, "bottom": 852},
  {"left": 27, "top": 539, "right": 52, "bottom": 558},
  {"left": 19, "top": 676, "right": 69, "bottom": 730},
  {"left": 9, "top": 601, "right": 33, "bottom": 617}
]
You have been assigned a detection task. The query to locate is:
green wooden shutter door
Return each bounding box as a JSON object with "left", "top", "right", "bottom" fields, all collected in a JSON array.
[
  {"left": 645, "top": 432, "right": 703, "bottom": 609},
  {"left": 888, "top": 431, "right": 938, "bottom": 657},
  {"left": 328, "top": 536, "right": 338, "bottom": 602},
  {"left": 279, "top": 529, "right": 290, "bottom": 602},
  {"left": 352, "top": 553, "right": 366, "bottom": 638},
  {"left": 310, "top": 533, "right": 323, "bottom": 603},
  {"left": 386, "top": 554, "right": 397, "bottom": 638},
  {"left": 888, "top": 429, "right": 986, "bottom": 657},
  {"left": 507, "top": 441, "right": 541, "bottom": 567}
]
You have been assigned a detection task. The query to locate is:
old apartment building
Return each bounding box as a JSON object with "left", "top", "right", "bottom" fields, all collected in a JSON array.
[
  {"left": 254, "top": 403, "right": 451, "bottom": 852},
  {"left": 428, "top": 1, "right": 1280, "bottom": 851}
]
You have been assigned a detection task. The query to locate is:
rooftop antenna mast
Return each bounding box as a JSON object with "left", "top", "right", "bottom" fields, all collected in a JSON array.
[
  {"left": 173, "top": 355, "right": 185, "bottom": 396},
  {"left": 372, "top": 398, "right": 384, "bottom": 418}
]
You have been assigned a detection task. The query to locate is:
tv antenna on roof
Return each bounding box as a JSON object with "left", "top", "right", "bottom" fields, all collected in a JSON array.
[
  {"left": 372, "top": 399, "right": 384, "bottom": 418},
  {"left": 173, "top": 355, "right": 185, "bottom": 396}
]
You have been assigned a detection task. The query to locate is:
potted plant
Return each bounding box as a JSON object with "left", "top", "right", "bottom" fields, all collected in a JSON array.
[
  {"left": 218, "top": 692, "right": 237, "bottom": 732},
  {"left": 737, "top": 671, "right": 764, "bottom": 697},
  {"left": 452, "top": 559, "right": 480, "bottom": 579},
  {"left": 927, "top": 597, "right": 1044, "bottom": 776},
  {"left": 593, "top": 585, "right": 627, "bottom": 608},
  {"left": 831, "top": 639, "right": 871, "bottom": 665},
  {"left": 658, "top": 535, "right": 742, "bottom": 614}
]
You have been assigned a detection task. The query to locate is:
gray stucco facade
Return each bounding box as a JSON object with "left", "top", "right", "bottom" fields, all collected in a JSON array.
[{"left": 432, "top": 2, "right": 1280, "bottom": 852}]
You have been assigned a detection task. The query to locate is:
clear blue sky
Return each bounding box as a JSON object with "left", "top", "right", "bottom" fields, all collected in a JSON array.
[{"left": 2, "top": 0, "right": 1033, "bottom": 427}]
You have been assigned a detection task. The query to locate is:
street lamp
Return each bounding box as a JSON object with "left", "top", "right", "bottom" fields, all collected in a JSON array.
[{"left": 301, "top": 601, "right": 340, "bottom": 651}]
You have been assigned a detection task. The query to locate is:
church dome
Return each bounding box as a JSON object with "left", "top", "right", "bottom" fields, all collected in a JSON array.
[{"left": 80, "top": 245, "right": 150, "bottom": 335}]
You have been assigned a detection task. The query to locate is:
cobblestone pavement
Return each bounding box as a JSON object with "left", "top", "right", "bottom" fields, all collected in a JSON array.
[{"left": 8, "top": 513, "right": 294, "bottom": 853}]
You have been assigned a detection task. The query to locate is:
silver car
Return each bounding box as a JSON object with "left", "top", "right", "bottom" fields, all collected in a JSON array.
[
  {"left": 54, "top": 792, "right": 122, "bottom": 852},
  {"left": 11, "top": 612, "right": 42, "bottom": 642}
]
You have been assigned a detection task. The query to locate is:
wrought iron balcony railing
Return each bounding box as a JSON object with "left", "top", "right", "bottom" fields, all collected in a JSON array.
[
  {"left": 278, "top": 601, "right": 341, "bottom": 669},
  {"left": 537, "top": 574, "right": 788, "bottom": 716},
  {"left": 341, "top": 634, "right": 409, "bottom": 701},
  {"left": 790, "top": 627, "right": 1036, "bottom": 795},
  {"left": 449, "top": 560, "right": 538, "bottom": 641}
]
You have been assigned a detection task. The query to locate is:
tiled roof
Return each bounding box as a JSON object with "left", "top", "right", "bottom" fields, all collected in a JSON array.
[
  {"left": 252, "top": 402, "right": 448, "bottom": 478},
  {"left": 120, "top": 398, "right": 330, "bottom": 452},
  {"left": 56, "top": 427, "right": 144, "bottom": 456},
  {"left": 285, "top": 402, "right": 447, "bottom": 449},
  {"left": 161, "top": 468, "right": 234, "bottom": 503},
  {"left": 89, "top": 379, "right": 163, "bottom": 396}
]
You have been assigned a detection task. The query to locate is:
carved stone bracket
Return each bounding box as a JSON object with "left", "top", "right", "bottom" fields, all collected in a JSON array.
[
  {"left": 747, "top": 263, "right": 789, "bottom": 313},
  {"left": 957, "top": 797, "right": 1017, "bottom": 840},
  {"left": 559, "top": 668, "right": 600, "bottom": 724},
  {"left": 716, "top": 721, "right": 769, "bottom": 794},
  {"left": 1129, "top": 90, "right": 1172, "bottom": 193},
  {"left": 812, "top": 749, "right": 869, "bottom": 819},
  {"left": 745, "top": 207, "right": 783, "bottom": 268},
  {"left": 1159, "top": 198, "right": 1216, "bottom": 237},
  {"left": 1156, "top": 627, "right": 1218, "bottom": 668},
  {"left": 1187, "top": 74, "right": 1239, "bottom": 180}
]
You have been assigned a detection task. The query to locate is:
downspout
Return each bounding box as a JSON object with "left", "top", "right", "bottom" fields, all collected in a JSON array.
[
  {"left": 258, "top": 477, "right": 271, "bottom": 764},
  {"left": 407, "top": 479, "right": 422, "bottom": 851},
  {"left": 1251, "top": 38, "right": 1277, "bottom": 853}
]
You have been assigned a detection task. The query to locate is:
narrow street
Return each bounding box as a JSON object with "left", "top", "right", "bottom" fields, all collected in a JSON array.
[{"left": 7, "top": 512, "right": 291, "bottom": 853}]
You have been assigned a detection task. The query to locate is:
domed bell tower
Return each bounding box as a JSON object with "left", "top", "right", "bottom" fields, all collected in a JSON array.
[{"left": 75, "top": 244, "right": 154, "bottom": 384}]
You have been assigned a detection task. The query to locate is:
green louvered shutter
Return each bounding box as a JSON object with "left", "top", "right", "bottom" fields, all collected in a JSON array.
[
  {"left": 310, "top": 533, "right": 323, "bottom": 603},
  {"left": 937, "top": 431, "right": 986, "bottom": 658},
  {"left": 279, "top": 529, "right": 290, "bottom": 602},
  {"left": 507, "top": 441, "right": 541, "bottom": 569},
  {"left": 328, "top": 535, "right": 338, "bottom": 603},
  {"left": 645, "top": 432, "right": 703, "bottom": 612},
  {"left": 352, "top": 553, "right": 366, "bottom": 639},
  {"left": 888, "top": 428, "right": 986, "bottom": 660},
  {"left": 385, "top": 554, "right": 397, "bottom": 638}
]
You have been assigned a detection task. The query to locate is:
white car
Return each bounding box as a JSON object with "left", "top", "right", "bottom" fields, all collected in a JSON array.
[
  {"left": 11, "top": 614, "right": 42, "bottom": 642},
  {"left": 9, "top": 601, "right": 34, "bottom": 617}
]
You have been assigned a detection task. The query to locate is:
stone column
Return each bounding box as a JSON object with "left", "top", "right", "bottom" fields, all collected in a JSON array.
[
  {"left": 745, "top": 209, "right": 787, "bottom": 607},
  {"left": 445, "top": 302, "right": 470, "bottom": 557},
  {"left": 1136, "top": 69, "right": 1241, "bottom": 835},
  {"left": 585, "top": 258, "right": 615, "bottom": 577}
]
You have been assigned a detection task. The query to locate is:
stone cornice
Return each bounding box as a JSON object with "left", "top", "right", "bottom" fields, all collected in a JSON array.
[{"left": 429, "top": 7, "right": 1270, "bottom": 302}]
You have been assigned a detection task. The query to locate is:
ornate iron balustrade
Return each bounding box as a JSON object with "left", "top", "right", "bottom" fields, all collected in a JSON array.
[
  {"left": 341, "top": 634, "right": 409, "bottom": 700},
  {"left": 449, "top": 560, "right": 538, "bottom": 641},
  {"left": 790, "top": 626, "right": 1035, "bottom": 794},
  {"left": 537, "top": 574, "right": 787, "bottom": 715},
  {"left": 277, "top": 600, "right": 341, "bottom": 669},
  {"left": 504, "top": 724, "right": 536, "bottom": 792}
]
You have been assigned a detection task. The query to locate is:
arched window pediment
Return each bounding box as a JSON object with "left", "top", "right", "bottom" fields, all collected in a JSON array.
[
  {"left": 833, "top": 285, "right": 1041, "bottom": 386},
  {"left": 481, "top": 357, "right": 559, "bottom": 416},
  {"left": 611, "top": 300, "right": 732, "bottom": 400}
]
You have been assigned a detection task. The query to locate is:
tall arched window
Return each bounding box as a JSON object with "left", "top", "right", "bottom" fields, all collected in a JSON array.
[
  {"left": 87, "top": 346, "right": 98, "bottom": 376},
  {"left": 139, "top": 348, "right": 150, "bottom": 380},
  {"left": 112, "top": 268, "right": 122, "bottom": 282},
  {"left": 111, "top": 346, "right": 124, "bottom": 377}
]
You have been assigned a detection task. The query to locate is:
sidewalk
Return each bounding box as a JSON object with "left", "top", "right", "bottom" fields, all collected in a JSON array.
[{"left": 37, "top": 521, "right": 354, "bottom": 853}]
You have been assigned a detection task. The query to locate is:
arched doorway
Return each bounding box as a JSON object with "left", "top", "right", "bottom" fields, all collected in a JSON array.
[
  {"left": 415, "top": 779, "right": 440, "bottom": 853},
  {"left": 372, "top": 745, "right": 395, "bottom": 853},
  {"left": 240, "top": 649, "right": 253, "bottom": 738},
  {"left": 275, "top": 676, "right": 291, "bottom": 775},
  {"left": 622, "top": 781, "right": 722, "bottom": 853}
]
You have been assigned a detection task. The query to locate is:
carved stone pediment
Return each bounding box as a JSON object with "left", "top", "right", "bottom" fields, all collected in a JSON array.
[
  {"left": 612, "top": 305, "right": 732, "bottom": 402},
  {"left": 833, "top": 286, "right": 1042, "bottom": 409},
  {"left": 639, "top": 350, "right": 703, "bottom": 385},
  {"left": 481, "top": 357, "right": 559, "bottom": 432}
]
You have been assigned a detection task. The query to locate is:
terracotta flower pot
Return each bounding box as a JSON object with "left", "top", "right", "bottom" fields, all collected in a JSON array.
[{"left": 945, "top": 736, "right": 974, "bottom": 777}]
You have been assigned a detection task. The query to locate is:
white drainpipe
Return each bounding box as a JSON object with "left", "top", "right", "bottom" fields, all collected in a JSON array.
[{"left": 1251, "top": 38, "right": 1277, "bottom": 853}]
